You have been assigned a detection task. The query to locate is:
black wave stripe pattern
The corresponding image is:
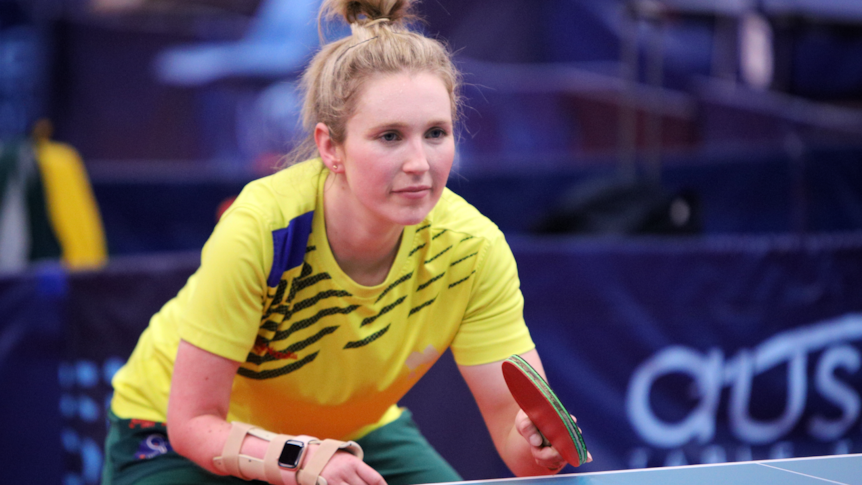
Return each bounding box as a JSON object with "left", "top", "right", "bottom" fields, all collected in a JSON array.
[
  {"left": 417, "top": 272, "right": 445, "bottom": 292},
  {"left": 448, "top": 270, "right": 476, "bottom": 289},
  {"left": 375, "top": 272, "right": 413, "bottom": 303},
  {"left": 264, "top": 270, "right": 333, "bottom": 324},
  {"left": 274, "top": 305, "right": 360, "bottom": 341},
  {"left": 362, "top": 296, "right": 406, "bottom": 327},
  {"left": 239, "top": 352, "right": 319, "bottom": 379},
  {"left": 449, "top": 251, "right": 478, "bottom": 267},
  {"left": 344, "top": 324, "right": 391, "bottom": 349},
  {"left": 425, "top": 245, "right": 452, "bottom": 264},
  {"left": 263, "top": 280, "right": 290, "bottom": 319},
  {"left": 285, "top": 272, "right": 331, "bottom": 306},
  {"left": 300, "top": 262, "right": 313, "bottom": 278},
  {"left": 432, "top": 229, "right": 448, "bottom": 240},
  {"left": 286, "top": 325, "right": 339, "bottom": 351},
  {"left": 269, "top": 289, "right": 352, "bottom": 320},
  {"left": 272, "top": 278, "right": 289, "bottom": 304},
  {"left": 408, "top": 297, "right": 436, "bottom": 317},
  {"left": 408, "top": 243, "right": 426, "bottom": 258},
  {"left": 293, "top": 289, "right": 352, "bottom": 313},
  {"left": 262, "top": 263, "right": 316, "bottom": 320},
  {"left": 260, "top": 319, "right": 279, "bottom": 333},
  {"left": 248, "top": 325, "right": 340, "bottom": 360},
  {"left": 416, "top": 224, "right": 431, "bottom": 233}
]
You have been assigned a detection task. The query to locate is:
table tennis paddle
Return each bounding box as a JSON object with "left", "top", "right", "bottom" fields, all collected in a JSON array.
[{"left": 502, "top": 355, "right": 588, "bottom": 467}]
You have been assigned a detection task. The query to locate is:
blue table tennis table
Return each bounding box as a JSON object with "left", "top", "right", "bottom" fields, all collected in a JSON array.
[{"left": 442, "top": 454, "right": 861, "bottom": 485}]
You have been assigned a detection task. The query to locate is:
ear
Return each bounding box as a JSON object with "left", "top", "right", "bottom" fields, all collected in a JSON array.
[{"left": 314, "top": 123, "right": 343, "bottom": 173}]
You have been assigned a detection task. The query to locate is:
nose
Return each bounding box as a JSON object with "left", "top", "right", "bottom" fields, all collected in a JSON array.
[{"left": 402, "top": 137, "right": 430, "bottom": 174}]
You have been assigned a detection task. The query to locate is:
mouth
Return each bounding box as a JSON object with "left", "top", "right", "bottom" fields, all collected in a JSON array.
[{"left": 392, "top": 185, "right": 432, "bottom": 199}]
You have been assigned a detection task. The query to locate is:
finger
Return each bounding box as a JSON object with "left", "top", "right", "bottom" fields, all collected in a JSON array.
[
  {"left": 355, "top": 462, "right": 386, "bottom": 485},
  {"left": 532, "top": 443, "right": 564, "bottom": 463},
  {"left": 529, "top": 442, "right": 564, "bottom": 472},
  {"left": 317, "top": 451, "right": 372, "bottom": 485},
  {"left": 534, "top": 454, "right": 566, "bottom": 471},
  {"left": 514, "top": 409, "right": 544, "bottom": 448}
]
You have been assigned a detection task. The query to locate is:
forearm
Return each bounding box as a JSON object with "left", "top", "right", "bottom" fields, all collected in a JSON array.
[
  {"left": 167, "top": 340, "right": 300, "bottom": 484},
  {"left": 166, "top": 343, "right": 379, "bottom": 485},
  {"left": 169, "top": 414, "right": 301, "bottom": 484},
  {"left": 168, "top": 413, "right": 231, "bottom": 475}
]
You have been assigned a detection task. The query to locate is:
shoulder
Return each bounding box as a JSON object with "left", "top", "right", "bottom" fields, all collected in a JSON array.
[
  {"left": 428, "top": 187, "right": 505, "bottom": 243},
  {"left": 224, "top": 159, "right": 324, "bottom": 231}
]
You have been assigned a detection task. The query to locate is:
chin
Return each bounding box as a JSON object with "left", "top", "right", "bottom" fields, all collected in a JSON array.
[
  {"left": 390, "top": 205, "right": 434, "bottom": 227},
  {"left": 392, "top": 214, "right": 430, "bottom": 227}
]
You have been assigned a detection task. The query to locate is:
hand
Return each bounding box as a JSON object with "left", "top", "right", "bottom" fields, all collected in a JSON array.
[
  {"left": 514, "top": 409, "right": 592, "bottom": 472},
  {"left": 293, "top": 441, "right": 386, "bottom": 485}
]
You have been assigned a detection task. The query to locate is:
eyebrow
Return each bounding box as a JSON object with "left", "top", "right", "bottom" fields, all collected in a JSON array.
[{"left": 370, "top": 120, "right": 453, "bottom": 132}]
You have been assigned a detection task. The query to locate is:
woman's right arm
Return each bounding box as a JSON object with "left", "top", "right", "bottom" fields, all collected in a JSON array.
[
  {"left": 166, "top": 339, "right": 385, "bottom": 485},
  {"left": 166, "top": 339, "right": 262, "bottom": 475}
]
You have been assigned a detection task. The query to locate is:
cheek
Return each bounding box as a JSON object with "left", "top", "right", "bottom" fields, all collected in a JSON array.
[
  {"left": 343, "top": 145, "right": 387, "bottom": 189},
  {"left": 351, "top": 164, "right": 396, "bottom": 200},
  {"left": 432, "top": 142, "right": 456, "bottom": 175}
]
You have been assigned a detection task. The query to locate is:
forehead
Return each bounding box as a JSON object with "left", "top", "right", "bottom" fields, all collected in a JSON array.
[{"left": 350, "top": 71, "right": 452, "bottom": 124}]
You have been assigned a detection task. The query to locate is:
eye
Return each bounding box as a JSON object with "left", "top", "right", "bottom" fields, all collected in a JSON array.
[
  {"left": 426, "top": 128, "right": 448, "bottom": 139},
  {"left": 380, "top": 132, "right": 400, "bottom": 142}
]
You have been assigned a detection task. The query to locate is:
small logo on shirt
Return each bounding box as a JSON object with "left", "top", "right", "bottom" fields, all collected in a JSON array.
[
  {"left": 406, "top": 345, "right": 440, "bottom": 377},
  {"left": 135, "top": 433, "right": 174, "bottom": 460},
  {"left": 255, "top": 336, "right": 298, "bottom": 360}
]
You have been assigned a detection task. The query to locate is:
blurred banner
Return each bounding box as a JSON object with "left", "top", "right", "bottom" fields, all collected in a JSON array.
[
  {"left": 514, "top": 234, "right": 862, "bottom": 474},
  {"left": 0, "top": 265, "right": 64, "bottom": 485},
  {"left": 3, "top": 234, "right": 861, "bottom": 482},
  {"left": 61, "top": 253, "right": 198, "bottom": 484}
]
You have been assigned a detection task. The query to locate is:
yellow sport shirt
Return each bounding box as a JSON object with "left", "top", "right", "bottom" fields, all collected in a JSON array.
[{"left": 110, "top": 159, "right": 534, "bottom": 440}]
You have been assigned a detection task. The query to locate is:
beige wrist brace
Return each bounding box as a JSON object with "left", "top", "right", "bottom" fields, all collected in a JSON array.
[{"left": 213, "top": 421, "right": 363, "bottom": 485}]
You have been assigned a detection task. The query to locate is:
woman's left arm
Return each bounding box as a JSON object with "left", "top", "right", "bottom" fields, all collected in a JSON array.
[{"left": 457, "top": 349, "right": 588, "bottom": 476}]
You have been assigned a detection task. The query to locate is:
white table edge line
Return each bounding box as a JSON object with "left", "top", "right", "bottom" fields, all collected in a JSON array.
[{"left": 757, "top": 463, "right": 850, "bottom": 485}]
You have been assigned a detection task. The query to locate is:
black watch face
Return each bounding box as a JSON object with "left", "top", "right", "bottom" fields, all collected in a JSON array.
[{"left": 278, "top": 440, "right": 304, "bottom": 469}]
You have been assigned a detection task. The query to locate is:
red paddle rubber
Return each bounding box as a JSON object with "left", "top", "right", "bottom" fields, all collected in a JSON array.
[{"left": 502, "top": 355, "right": 588, "bottom": 467}]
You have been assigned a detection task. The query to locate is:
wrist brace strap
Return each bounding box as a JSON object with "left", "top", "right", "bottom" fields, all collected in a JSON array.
[
  {"left": 213, "top": 421, "right": 362, "bottom": 485},
  {"left": 297, "top": 439, "right": 364, "bottom": 485}
]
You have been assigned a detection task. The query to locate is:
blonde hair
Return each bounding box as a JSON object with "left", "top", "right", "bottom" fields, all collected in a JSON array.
[{"left": 283, "top": 0, "right": 462, "bottom": 167}]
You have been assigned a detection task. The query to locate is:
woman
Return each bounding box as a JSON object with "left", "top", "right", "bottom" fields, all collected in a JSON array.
[{"left": 103, "top": 1, "right": 588, "bottom": 484}]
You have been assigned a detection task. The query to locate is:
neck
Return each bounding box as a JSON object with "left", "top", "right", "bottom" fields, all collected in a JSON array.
[{"left": 323, "top": 174, "right": 404, "bottom": 286}]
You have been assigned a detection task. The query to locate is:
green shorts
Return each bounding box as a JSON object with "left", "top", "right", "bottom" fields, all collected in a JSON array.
[{"left": 102, "top": 408, "right": 462, "bottom": 485}]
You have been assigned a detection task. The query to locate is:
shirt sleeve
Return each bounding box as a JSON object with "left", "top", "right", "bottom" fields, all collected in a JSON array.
[
  {"left": 178, "top": 205, "right": 270, "bottom": 362},
  {"left": 450, "top": 233, "right": 535, "bottom": 366}
]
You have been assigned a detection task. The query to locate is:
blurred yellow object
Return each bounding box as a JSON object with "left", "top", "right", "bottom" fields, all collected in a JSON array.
[{"left": 32, "top": 120, "right": 108, "bottom": 270}]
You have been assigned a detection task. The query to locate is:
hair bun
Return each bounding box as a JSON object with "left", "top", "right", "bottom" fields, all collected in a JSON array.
[{"left": 322, "top": 0, "right": 414, "bottom": 26}]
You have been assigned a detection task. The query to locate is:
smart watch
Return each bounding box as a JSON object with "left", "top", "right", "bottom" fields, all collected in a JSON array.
[{"left": 277, "top": 439, "right": 306, "bottom": 469}]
